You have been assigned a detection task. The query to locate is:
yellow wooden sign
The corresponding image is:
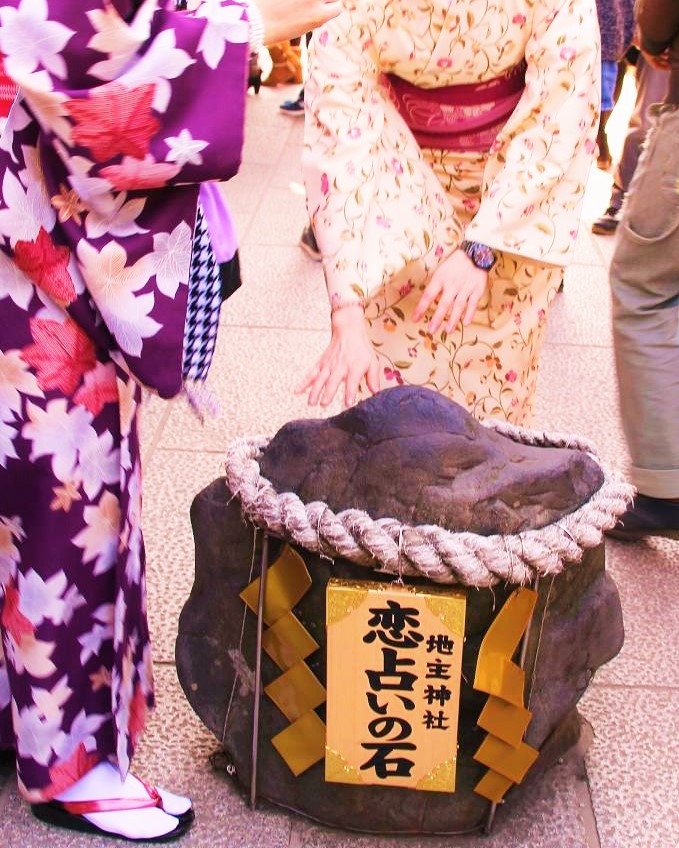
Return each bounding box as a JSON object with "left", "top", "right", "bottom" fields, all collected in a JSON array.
[{"left": 325, "top": 578, "right": 466, "bottom": 792}]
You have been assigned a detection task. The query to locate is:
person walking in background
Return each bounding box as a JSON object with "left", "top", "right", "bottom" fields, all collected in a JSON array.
[
  {"left": 261, "top": 38, "right": 304, "bottom": 87},
  {"left": 594, "top": 0, "right": 636, "bottom": 170},
  {"left": 0, "top": 0, "right": 340, "bottom": 841},
  {"left": 592, "top": 48, "right": 669, "bottom": 234},
  {"left": 607, "top": 0, "right": 679, "bottom": 540},
  {"left": 279, "top": 32, "right": 314, "bottom": 116},
  {"left": 298, "top": 0, "right": 600, "bottom": 425}
]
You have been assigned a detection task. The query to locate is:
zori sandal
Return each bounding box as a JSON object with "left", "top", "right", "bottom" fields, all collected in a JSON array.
[{"left": 31, "top": 781, "right": 195, "bottom": 842}]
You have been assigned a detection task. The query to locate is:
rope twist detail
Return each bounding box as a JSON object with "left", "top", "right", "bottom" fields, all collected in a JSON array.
[{"left": 224, "top": 422, "right": 634, "bottom": 587}]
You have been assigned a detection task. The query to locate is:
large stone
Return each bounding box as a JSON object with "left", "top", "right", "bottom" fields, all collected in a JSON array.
[
  {"left": 258, "top": 386, "right": 604, "bottom": 535},
  {"left": 176, "top": 388, "right": 623, "bottom": 833},
  {"left": 176, "top": 484, "right": 622, "bottom": 834}
]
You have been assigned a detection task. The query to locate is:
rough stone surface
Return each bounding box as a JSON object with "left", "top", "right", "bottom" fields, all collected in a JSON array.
[
  {"left": 176, "top": 483, "right": 623, "bottom": 835},
  {"left": 258, "top": 386, "right": 604, "bottom": 535}
]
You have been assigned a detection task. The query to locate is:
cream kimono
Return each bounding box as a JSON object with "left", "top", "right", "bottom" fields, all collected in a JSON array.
[{"left": 303, "top": 0, "right": 600, "bottom": 424}]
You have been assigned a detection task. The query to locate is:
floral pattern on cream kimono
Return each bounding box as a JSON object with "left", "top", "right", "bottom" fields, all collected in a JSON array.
[{"left": 303, "top": 0, "right": 600, "bottom": 424}]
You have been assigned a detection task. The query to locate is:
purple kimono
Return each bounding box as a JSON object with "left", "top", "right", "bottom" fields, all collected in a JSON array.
[{"left": 0, "top": 0, "right": 248, "bottom": 801}]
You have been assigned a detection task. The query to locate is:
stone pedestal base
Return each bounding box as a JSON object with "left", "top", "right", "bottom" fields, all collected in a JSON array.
[{"left": 176, "top": 478, "right": 623, "bottom": 834}]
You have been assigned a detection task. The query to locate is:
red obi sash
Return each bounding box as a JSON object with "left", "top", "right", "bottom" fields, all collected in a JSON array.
[{"left": 385, "top": 62, "right": 526, "bottom": 152}]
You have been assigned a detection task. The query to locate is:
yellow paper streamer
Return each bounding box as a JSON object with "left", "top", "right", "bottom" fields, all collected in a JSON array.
[
  {"left": 264, "top": 661, "right": 326, "bottom": 722},
  {"left": 261, "top": 611, "right": 319, "bottom": 670},
  {"left": 240, "top": 544, "right": 326, "bottom": 776},
  {"left": 271, "top": 711, "right": 326, "bottom": 777},
  {"left": 472, "top": 586, "right": 539, "bottom": 802},
  {"left": 477, "top": 696, "right": 532, "bottom": 748},
  {"left": 239, "top": 544, "right": 312, "bottom": 625}
]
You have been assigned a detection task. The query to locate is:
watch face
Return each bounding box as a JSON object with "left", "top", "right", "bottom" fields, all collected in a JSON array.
[
  {"left": 471, "top": 244, "right": 495, "bottom": 271},
  {"left": 463, "top": 241, "right": 496, "bottom": 271}
]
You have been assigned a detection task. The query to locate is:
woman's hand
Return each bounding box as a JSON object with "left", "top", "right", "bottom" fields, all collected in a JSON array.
[
  {"left": 412, "top": 248, "right": 488, "bottom": 334},
  {"left": 296, "top": 304, "right": 381, "bottom": 407},
  {"left": 258, "top": 0, "right": 342, "bottom": 45}
]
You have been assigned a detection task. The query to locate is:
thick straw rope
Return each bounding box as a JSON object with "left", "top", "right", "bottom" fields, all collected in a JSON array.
[{"left": 224, "top": 421, "right": 634, "bottom": 587}]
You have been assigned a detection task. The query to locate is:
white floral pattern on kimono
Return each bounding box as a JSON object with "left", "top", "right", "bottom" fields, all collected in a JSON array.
[{"left": 0, "top": 0, "right": 249, "bottom": 800}]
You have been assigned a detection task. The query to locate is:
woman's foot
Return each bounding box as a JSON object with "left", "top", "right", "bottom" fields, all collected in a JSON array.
[{"left": 33, "top": 762, "right": 194, "bottom": 841}]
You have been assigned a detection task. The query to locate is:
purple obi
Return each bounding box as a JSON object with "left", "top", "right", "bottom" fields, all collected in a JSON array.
[{"left": 385, "top": 62, "right": 527, "bottom": 152}]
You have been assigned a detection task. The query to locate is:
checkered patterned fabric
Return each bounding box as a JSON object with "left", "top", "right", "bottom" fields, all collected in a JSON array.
[{"left": 182, "top": 203, "right": 223, "bottom": 382}]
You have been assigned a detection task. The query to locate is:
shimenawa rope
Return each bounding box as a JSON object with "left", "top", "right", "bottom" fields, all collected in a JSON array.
[{"left": 223, "top": 421, "right": 634, "bottom": 587}]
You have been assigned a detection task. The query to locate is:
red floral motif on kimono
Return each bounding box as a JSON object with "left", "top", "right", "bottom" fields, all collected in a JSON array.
[
  {"left": 1, "top": 579, "right": 34, "bottom": 644},
  {"left": 66, "top": 83, "right": 160, "bottom": 163},
  {"left": 14, "top": 228, "right": 75, "bottom": 306},
  {"left": 48, "top": 744, "right": 100, "bottom": 796},
  {"left": 73, "top": 362, "right": 119, "bottom": 415},
  {"left": 128, "top": 684, "right": 148, "bottom": 747},
  {"left": 100, "top": 157, "right": 181, "bottom": 191},
  {"left": 21, "top": 317, "right": 97, "bottom": 395}
]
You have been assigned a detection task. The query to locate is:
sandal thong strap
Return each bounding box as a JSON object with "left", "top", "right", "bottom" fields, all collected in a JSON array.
[{"left": 60, "top": 782, "right": 163, "bottom": 815}]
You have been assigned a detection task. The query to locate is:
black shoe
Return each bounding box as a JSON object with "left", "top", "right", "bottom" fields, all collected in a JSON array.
[
  {"left": 299, "top": 224, "right": 321, "bottom": 261},
  {"left": 591, "top": 206, "right": 621, "bottom": 235},
  {"left": 280, "top": 88, "right": 305, "bottom": 115},
  {"left": 248, "top": 53, "right": 262, "bottom": 94},
  {"left": 605, "top": 493, "right": 679, "bottom": 541}
]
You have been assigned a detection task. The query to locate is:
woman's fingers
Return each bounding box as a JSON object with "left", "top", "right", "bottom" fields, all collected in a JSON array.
[
  {"left": 366, "top": 355, "right": 381, "bottom": 396},
  {"left": 412, "top": 281, "right": 442, "bottom": 323},
  {"left": 320, "top": 362, "right": 345, "bottom": 407},
  {"left": 462, "top": 287, "right": 484, "bottom": 326}
]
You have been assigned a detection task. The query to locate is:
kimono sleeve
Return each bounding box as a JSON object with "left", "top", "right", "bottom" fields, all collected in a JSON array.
[
  {"left": 0, "top": 0, "right": 251, "bottom": 398},
  {"left": 0, "top": 0, "right": 249, "bottom": 188},
  {"left": 302, "top": 10, "right": 459, "bottom": 307},
  {"left": 464, "top": 0, "right": 601, "bottom": 266}
]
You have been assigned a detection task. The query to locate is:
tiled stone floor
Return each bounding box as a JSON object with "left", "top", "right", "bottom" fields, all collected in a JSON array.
[{"left": 2, "top": 72, "right": 677, "bottom": 848}]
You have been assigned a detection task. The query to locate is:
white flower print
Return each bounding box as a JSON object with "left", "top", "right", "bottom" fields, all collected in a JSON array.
[
  {"left": 78, "top": 621, "right": 114, "bottom": 665},
  {"left": 6, "top": 632, "right": 56, "bottom": 678},
  {"left": 124, "top": 523, "right": 143, "bottom": 586},
  {"left": 31, "top": 675, "right": 71, "bottom": 721},
  {"left": 84, "top": 192, "right": 148, "bottom": 240},
  {"left": 139, "top": 643, "right": 154, "bottom": 696},
  {"left": 120, "top": 29, "right": 193, "bottom": 113},
  {"left": 53, "top": 707, "right": 107, "bottom": 761},
  {"left": 0, "top": 514, "right": 24, "bottom": 587},
  {"left": 23, "top": 400, "right": 94, "bottom": 483},
  {"left": 0, "top": 99, "right": 31, "bottom": 164},
  {"left": 58, "top": 584, "right": 87, "bottom": 628},
  {"left": 196, "top": 0, "right": 249, "bottom": 70},
  {"left": 71, "top": 490, "right": 121, "bottom": 575},
  {"left": 0, "top": 0, "right": 75, "bottom": 83},
  {"left": 23, "top": 86, "right": 73, "bottom": 144},
  {"left": 150, "top": 220, "right": 191, "bottom": 298},
  {"left": 0, "top": 419, "right": 19, "bottom": 470},
  {"left": 78, "top": 428, "right": 120, "bottom": 501},
  {"left": 165, "top": 129, "right": 208, "bottom": 168},
  {"left": 0, "top": 349, "right": 44, "bottom": 417},
  {"left": 85, "top": 7, "right": 140, "bottom": 82},
  {"left": 15, "top": 703, "right": 63, "bottom": 765},
  {"left": 0, "top": 167, "right": 56, "bottom": 246},
  {"left": 18, "top": 568, "right": 68, "bottom": 627},
  {"left": 114, "top": 589, "right": 127, "bottom": 652},
  {"left": 0, "top": 249, "right": 33, "bottom": 310},
  {"left": 0, "top": 658, "right": 10, "bottom": 710},
  {"left": 77, "top": 239, "right": 160, "bottom": 357},
  {"left": 50, "top": 141, "right": 148, "bottom": 239}
]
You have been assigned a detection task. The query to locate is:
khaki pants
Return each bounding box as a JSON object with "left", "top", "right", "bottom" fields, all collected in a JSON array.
[{"left": 610, "top": 104, "right": 679, "bottom": 497}]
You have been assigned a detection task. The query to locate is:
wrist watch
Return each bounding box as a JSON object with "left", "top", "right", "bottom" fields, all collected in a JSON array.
[{"left": 460, "top": 240, "right": 497, "bottom": 271}]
